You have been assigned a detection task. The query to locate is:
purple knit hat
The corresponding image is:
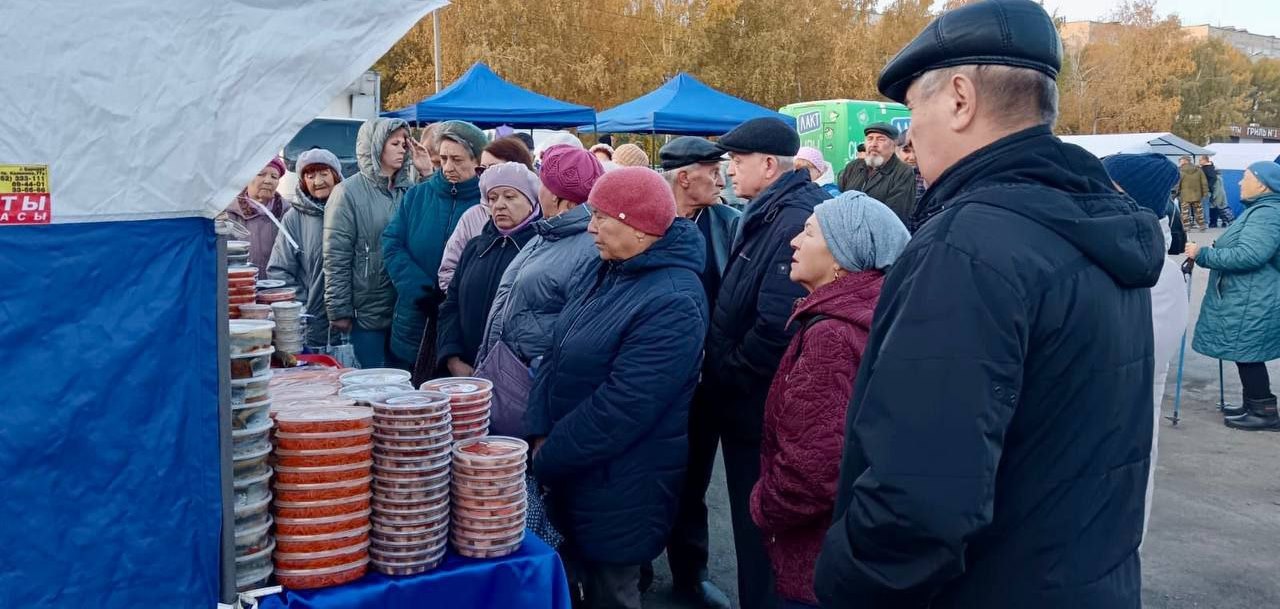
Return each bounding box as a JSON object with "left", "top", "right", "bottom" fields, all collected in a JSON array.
[
  {"left": 481, "top": 162, "right": 543, "bottom": 236},
  {"left": 264, "top": 157, "right": 286, "bottom": 179},
  {"left": 540, "top": 145, "right": 604, "bottom": 203}
]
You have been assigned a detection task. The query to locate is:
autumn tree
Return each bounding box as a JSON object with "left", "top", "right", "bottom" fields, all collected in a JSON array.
[
  {"left": 1249, "top": 58, "right": 1280, "bottom": 127},
  {"left": 1173, "top": 38, "right": 1253, "bottom": 144}
]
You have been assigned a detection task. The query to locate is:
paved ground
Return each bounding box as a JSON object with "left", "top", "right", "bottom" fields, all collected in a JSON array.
[{"left": 644, "top": 227, "right": 1280, "bottom": 608}]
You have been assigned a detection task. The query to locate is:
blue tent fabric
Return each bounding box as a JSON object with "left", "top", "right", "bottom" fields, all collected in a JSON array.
[
  {"left": 383, "top": 63, "right": 596, "bottom": 129},
  {"left": 584, "top": 73, "right": 797, "bottom": 136},
  {"left": 0, "top": 217, "right": 221, "bottom": 607}
]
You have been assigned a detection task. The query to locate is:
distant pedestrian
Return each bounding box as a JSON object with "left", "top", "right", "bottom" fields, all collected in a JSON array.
[
  {"left": 751, "top": 192, "right": 908, "bottom": 608},
  {"left": 614, "top": 143, "right": 651, "bottom": 168},
  {"left": 814, "top": 1, "right": 1164, "bottom": 606},
  {"left": 795, "top": 146, "right": 840, "bottom": 197},
  {"left": 225, "top": 157, "right": 288, "bottom": 272},
  {"left": 1178, "top": 155, "right": 1209, "bottom": 230},
  {"left": 836, "top": 123, "right": 917, "bottom": 224},
  {"left": 1187, "top": 160, "right": 1280, "bottom": 431}
]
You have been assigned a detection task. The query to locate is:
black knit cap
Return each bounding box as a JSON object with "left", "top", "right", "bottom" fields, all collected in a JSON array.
[
  {"left": 878, "top": 0, "right": 1062, "bottom": 103},
  {"left": 715, "top": 117, "right": 801, "bottom": 157}
]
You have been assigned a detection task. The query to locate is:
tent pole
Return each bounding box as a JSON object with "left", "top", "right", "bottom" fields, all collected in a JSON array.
[
  {"left": 216, "top": 235, "right": 235, "bottom": 604},
  {"left": 432, "top": 10, "right": 443, "bottom": 93}
]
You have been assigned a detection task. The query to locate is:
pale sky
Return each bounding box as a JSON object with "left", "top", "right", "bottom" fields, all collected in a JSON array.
[{"left": 1040, "top": 0, "right": 1280, "bottom": 38}]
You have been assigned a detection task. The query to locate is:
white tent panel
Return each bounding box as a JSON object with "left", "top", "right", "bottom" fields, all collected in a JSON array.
[
  {"left": 1204, "top": 143, "right": 1280, "bottom": 170},
  {"left": 0, "top": 0, "right": 445, "bottom": 223},
  {"left": 1058, "top": 132, "right": 1214, "bottom": 160}
]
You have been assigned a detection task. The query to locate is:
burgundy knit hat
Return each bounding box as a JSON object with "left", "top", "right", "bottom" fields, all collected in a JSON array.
[
  {"left": 540, "top": 145, "right": 604, "bottom": 203},
  {"left": 264, "top": 157, "right": 287, "bottom": 179},
  {"left": 588, "top": 167, "right": 676, "bottom": 236}
]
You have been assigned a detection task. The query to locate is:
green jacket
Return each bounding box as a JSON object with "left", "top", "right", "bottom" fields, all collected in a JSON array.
[
  {"left": 1192, "top": 192, "right": 1280, "bottom": 362},
  {"left": 322, "top": 118, "right": 413, "bottom": 331},
  {"left": 382, "top": 171, "right": 481, "bottom": 362},
  {"left": 1178, "top": 164, "right": 1209, "bottom": 204}
]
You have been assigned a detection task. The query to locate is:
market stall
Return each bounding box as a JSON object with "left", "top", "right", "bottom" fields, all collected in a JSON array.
[
  {"left": 1206, "top": 143, "right": 1280, "bottom": 215},
  {"left": 0, "top": 2, "right": 569, "bottom": 608},
  {"left": 1058, "top": 132, "right": 1214, "bottom": 161},
  {"left": 582, "top": 72, "right": 797, "bottom": 136},
  {"left": 382, "top": 62, "right": 597, "bottom": 129}
]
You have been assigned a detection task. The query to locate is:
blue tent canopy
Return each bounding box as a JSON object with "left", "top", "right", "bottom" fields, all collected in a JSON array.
[
  {"left": 583, "top": 73, "right": 796, "bottom": 136},
  {"left": 383, "top": 63, "right": 596, "bottom": 129}
]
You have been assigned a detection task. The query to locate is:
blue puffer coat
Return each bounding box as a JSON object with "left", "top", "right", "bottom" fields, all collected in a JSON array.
[
  {"left": 1192, "top": 192, "right": 1280, "bottom": 363},
  {"left": 528, "top": 219, "right": 710, "bottom": 564},
  {"left": 382, "top": 171, "right": 481, "bottom": 362}
]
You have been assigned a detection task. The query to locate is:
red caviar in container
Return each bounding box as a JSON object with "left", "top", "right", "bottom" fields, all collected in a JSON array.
[
  {"left": 274, "top": 492, "right": 372, "bottom": 519},
  {"left": 452, "top": 461, "right": 526, "bottom": 479},
  {"left": 275, "top": 524, "right": 370, "bottom": 554},
  {"left": 453, "top": 437, "right": 528, "bottom": 468},
  {"left": 452, "top": 509, "right": 525, "bottom": 531},
  {"left": 275, "top": 476, "right": 372, "bottom": 503},
  {"left": 274, "top": 460, "right": 373, "bottom": 485},
  {"left": 420, "top": 378, "right": 493, "bottom": 404},
  {"left": 273, "top": 540, "right": 370, "bottom": 571},
  {"left": 453, "top": 501, "right": 526, "bottom": 520},
  {"left": 275, "top": 508, "right": 372, "bottom": 537},
  {"left": 275, "top": 407, "right": 373, "bottom": 434},
  {"left": 275, "top": 428, "right": 373, "bottom": 451},
  {"left": 275, "top": 556, "right": 369, "bottom": 590},
  {"left": 275, "top": 445, "right": 374, "bottom": 468},
  {"left": 452, "top": 477, "right": 525, "bottom": 499}
]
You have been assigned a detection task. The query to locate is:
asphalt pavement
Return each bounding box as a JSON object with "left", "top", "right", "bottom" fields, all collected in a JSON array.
[{"left": 644, "top": 227, "right": 1280, "bottom": 608}]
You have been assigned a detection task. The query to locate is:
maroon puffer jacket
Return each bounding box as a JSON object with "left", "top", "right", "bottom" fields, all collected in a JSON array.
[{"left": 750, "top": 270, "right": 882, "bottom": 604}]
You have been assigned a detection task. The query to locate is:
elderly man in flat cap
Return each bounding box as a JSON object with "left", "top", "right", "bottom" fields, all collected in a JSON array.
[
  {"left": 697, "top": 117, "right": 827, "bottom": 609},
  {"left": 836, "top": 122, "right": 917, "bottom": 225},
  {"left": 815, "top": 1, "right": 1164, "bottom": 608}
]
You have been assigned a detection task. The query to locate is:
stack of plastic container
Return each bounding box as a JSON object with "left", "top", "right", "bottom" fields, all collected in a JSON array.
[
  {"left": 229, "top": 320, "right": 278, "bottom": 591},
  {"left": 272, "top": 301, "right": 305, "bottom": 355},
  {"left": 421, "top": 378, "right": 493, "bottom": 441},
  {"left": 369, "top": 391, "right": 454, "bottom": 575},
  {"left": 449, "top": 437, "right": 528, "bottom": 559},
  {"left": 271, "top": 406, "right": 375, "bottom": 590},
  {"left": 227, "top": 265, "right": 258, "bottom": 320}
]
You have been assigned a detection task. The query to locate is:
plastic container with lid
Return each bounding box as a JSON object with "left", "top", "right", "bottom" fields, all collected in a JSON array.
[
  {"left": 371, "top": 391, "right": 451, "bottom": 416},
  {"left": 420, "top": 378, "right": 494, "bottom": 406},
  {"left": 276, "top": 444, "right": 374, "bottom": 468},
  {"left": 228, "top": 265, "right": 259, "bottom": 280},
  {"left": 448, "top": 400, "right": 491, "bottom": 418},
  {"left": 451, "top": 507, "right": 525, "bottom": 529},
  {"left": 372, "top": 449, "right": 451, "bottom": 470},
  {"left": 235, "top": 564, "right": 273, "bottom": 592},
  {"left": 275, "top": 406, "right": 373, "bottom": 434},
  {"left": 231, "top": 397, "right": 272, "bottom": 431},
  {"left": 374, "top": 479, "right": 450, "bottom": 502},
  {"left": 236, "top": 538, "right": 277, "bottom": 574},
  {"left": 369, "top": 516, "right": 449, "bottom": 535},
  {"left": 372, "top": 461, "right": 450, "bottom": 481},
  {"left": 273, "top": 539, "right": 370, "bottom": 571},
  {"left": 275, "top": 556, "right": 369, "bottom": 590},
  {"left": 229, "top": 294, "right": 259, "bottom": 306},
  {"left": 256, "top": 279, "right": 286, "bottom": 290},
  {"left": 272, "top": 300, "right": 304, "bottom": 317},
  {"left": 274, "top": 492, "right": 372, "bottom": 520},
  {"left": 230, "top": 320, "right": 276, "bottom": 354},
  {"left": 370, "top": 502, "right": 449, "bottom": 523},
  {"left": 452, "top": 418, "right": 490, "bottom": 438},
  {"left": 452, "top": 527, "right": 524, "bottom": 548},
  {"left": 371, "top": 554, "right": 444, "bottom": 576},
  {"left": 237, "top": 303, "right": 272, "bottom": 320},
  {"left": 451, "top": 460, "right": 525, "bottom": 479},
  {"left": 372, "top": 409, "right": 452, "bottom": 429},
  {"left": 230, "top": 347, "right": 275, "bottom": 380},
  {"left": 371, "top": 426, "right": 451, "bottom": 447},
  {"left": 452, "top": 437, "right": 528, "bottom": 468},
  {"left": 275, "top": 508, "right": 373, "bottom": 537},
  {"left": 275, "top": 427, "right": 373, "bottom": 451},
  {"left": 275, "top": 476, "right": 373, "bottom": 503},
  {"left": 340, "top": 384, "right": 416, "bottom": 405},
  {"left": 228, "top": 240, "right": 252, "bottom": 255},
  {"left": 372, "top": 470, "right": 452, "bottom": 492},
  {"left": 230, "top": 372, "right": 272, "bottom": 406},
  {"left": 371, "top": 518, "right": 449, "bottom": 543},
  {"left": 452, "top": 514, "right": 526, "bottom": 535},
  {"left": 369, "top": 538, "right": 447, "bottom": 561},
  {"left": 276, "top": 523, "right": 370, "bottom": 554},
  {"left": 274, "top": 460, "right": 373, "bottom": 485},
  {"left": 340, "top": 368, "right": 412, "bottom": 387},
  {"left": 235, "top": 493, "right": 273, "bottom": 524},
  {"left": 452, "top": 476, "right": 524, "bottom": 499},
  {"left": 271, "top": 396, "right": 359, "bottom": 418},
  {"left": 258, "top": 287, "right": 297, "bottom": 304},
  {"left": 450, "top": 408, "right": 491, "bottom": 425},
  {"left": 235, "top": 466, "right": 273, "bottom": 507},
  {"left": 452, "top": 535, "right": 522, "bottom": 559},
  {"left": 451, "top": 488, "right": 525, "bottom": 511},
  {"left": 235, "top": 515, "right": 274, "bottom": 555},
  {"left": 373, "top": 486, "right": 450, "bottom": 509},
  {"left": 232, "top": 432, "right": 273, "bottom": 475},
  {"left": 452, "top": 500, "right": 526, "bottom": 520}
]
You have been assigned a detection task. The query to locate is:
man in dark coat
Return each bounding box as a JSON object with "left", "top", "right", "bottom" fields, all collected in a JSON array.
[
  {"left": 814, "top": 1, "right": 1165, "bottom": 608},
  {"left": 698, "top": 117, "right": 828, "bottom": 609},
  {"left": 836, "top": 122, "right": 917, "bottom": 224}
]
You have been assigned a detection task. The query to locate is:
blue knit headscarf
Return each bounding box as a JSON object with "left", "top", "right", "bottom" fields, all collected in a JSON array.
[
  {"left": 813, "top": 191, "right": 911, "bottom": 272},
  {"left": 1247, "top": 161, "right": 1280, "bottom": 198}
]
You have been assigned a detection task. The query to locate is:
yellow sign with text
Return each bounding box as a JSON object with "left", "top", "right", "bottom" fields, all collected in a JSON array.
[{"left": 0, "top": 165, "right": 52, "bottom": 225}]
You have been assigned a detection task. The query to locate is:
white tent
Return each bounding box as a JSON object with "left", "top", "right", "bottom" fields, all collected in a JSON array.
[
  {"left": 1058, "top": 133, "right": 1214, "bottom": 160},
  {"left": 0, "top": 2, "right": 444, "bottom": 607},
  {"left": 1204, "top": 143, "right": 1280, "bottom": 170}
]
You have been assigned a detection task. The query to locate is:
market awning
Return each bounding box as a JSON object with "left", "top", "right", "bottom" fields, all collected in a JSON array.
[
  {"left": 383, "top": 63, "right": 597, "bottom": 129},
  {"left": 583, "top": 73, "right": 796, "bottom": 136},
  {"left": 1058, "top": 132, "right": 1214, "bottom": 160}
]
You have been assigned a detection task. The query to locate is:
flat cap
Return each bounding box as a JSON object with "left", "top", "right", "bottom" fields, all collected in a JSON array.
[
  {"left": 716, "top": 117, "right": 800, "bottom": 157},
  {"left": 864, "top": 122, "right": 899, "bottom": 140},
  {"left": 878, "top": 0, "right": 1062, "bottom": 103},
  {"left": 660, "top": 137, "right": 726, "bottom": 171}
]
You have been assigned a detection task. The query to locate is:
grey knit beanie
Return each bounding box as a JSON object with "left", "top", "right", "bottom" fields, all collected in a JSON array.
[
  {"left": 437, "top": 120, "right": 489, "bottom": 160},
  {"left": 814, "top": 190, "right": 910, "bottom": 272}
]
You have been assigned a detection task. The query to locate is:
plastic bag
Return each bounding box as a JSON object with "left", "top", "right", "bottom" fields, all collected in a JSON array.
[{"left": 317, "top": 327, "right": 359, "bottom": 368}]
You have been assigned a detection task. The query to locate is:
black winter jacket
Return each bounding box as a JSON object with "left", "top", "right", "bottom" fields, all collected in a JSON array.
[
  {"left": 815, "top": 126, "right": 1163, "bottom": 609},
  {"left": 528, "top": 219, "right": 709, "bottom": 564},
  {"left": 701, "top": 170, "right": 827, "bottom": 442},
  {"left": 436, "top": 220, "right": 536, "bottom": 368}
]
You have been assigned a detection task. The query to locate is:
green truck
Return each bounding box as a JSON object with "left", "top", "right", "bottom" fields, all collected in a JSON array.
[{"left": 780, "top": 100, "right": 911, "bottom": 175}]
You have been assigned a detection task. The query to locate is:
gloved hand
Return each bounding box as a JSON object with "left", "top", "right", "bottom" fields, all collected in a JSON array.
[{"left": 415, "top": 284, "right": 445, "bottom": 318}]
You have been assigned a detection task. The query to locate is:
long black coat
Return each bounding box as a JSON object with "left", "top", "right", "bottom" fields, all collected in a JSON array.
[
  {"left": 815, "top": 126, "right": 1164, "bottom": 608},
  {"left": 436, "top": 220, "right": 536, "bottom": 368},
  {"left": 700, "top": 170, "right": 827, "bottom": 442}
]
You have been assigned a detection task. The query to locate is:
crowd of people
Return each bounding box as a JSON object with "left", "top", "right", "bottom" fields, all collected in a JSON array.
[{"left": 215, "top": 1, "right": 1280, "bottom": 607}]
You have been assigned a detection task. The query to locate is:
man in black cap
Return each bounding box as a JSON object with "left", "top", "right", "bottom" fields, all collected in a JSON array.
[
  {"left": 836, "top": 122, "right": 917, "bottom": 224},
  {"left": 697, "top": 117, "right": 827, "bottom": 609},
  {"left": 652, "top": 136, "right": 739, "bottom": 609},
  {"left": 815, "top": 1, "right": 1163, "bottom": 607}
]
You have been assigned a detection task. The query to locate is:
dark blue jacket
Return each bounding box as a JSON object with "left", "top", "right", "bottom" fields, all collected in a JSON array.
[
  {"left": 436, "top": 220, "right": 537, "bottom": 369},
  {"left": 528, "top": 219, "right": 709, "bottom": 564},
  {"left": 815, "top": 126, "right": 1164, "bottom": 609},
  {"left": 701, "top": 170, "right": 827, "bottom": 442}
]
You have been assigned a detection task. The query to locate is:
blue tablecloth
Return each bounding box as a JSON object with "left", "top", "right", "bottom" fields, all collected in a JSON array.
[{"left": 259, "top": 535, "right": 571, "bottom": 609}]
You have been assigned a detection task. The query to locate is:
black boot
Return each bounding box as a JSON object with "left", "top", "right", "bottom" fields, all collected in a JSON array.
[
  {"left": 1225, "top": 396, "right": 1280, "bottom": 431},
  {"left": 1222, "top": 401, "right": 1247, "bottom": 417},
  {"left": 673, "top": 580, "right": 731, "bottom": 609}
]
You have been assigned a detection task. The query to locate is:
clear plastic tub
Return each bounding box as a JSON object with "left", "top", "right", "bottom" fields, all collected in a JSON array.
[
  {"left": 451, "top": 488, "right": 525, "bottom": 512},
  {"left": 450, "top": 407, "right": 490, "bottom": 424},
  {"left": 340, "top": 369, "right": 412, "bottom": 387},
  {"left": 372, "top": 461, "right": 450, "bottom": 481},
  {"left": 452, "top": 437, "right": 528, "bottom": 468},
  {"left": 371, "top": 517, "right": 449, "bottom": 542},
  {"left": 235, "top": 515, "right": 274, "bottom": 555},
  {"left": 237, "top": 304, "right": 272, "bottom": 320},
  {"left": 453, "top": 428, "right": 489, "bottom": 442},
  {"left": 275, "top": 407, "right": 373, "bottom": 434},
  {"left": 274, "top": 492, "right": 372, "bottom": 520},
  {"left": 372, "top": 471, "right": 451, "bottom": 492},
  {"left": 372, "top": 486, "right": 450, "bottom": 509},
  {"left": 371, "top": 502, "right": 449, "bottom": 523},
  {"left": 451, "top": 476, "right": 524, "bottom": 499},
  {"left": 452, "top": 535, "right": 522, "bottom": 559},
  {"left": 448, "top": 400, "right": 491, "bottom": 418},
  {"left": 228, "top": 265, "right": 259, "bottom": 280},
  {"left": 256, "top": 279, "right": 286, "bottom": 290},
  {"left": 276, "top": 523, "right": 370, "bottom": 554},
  {"left": 230, "top": 372, "right": 272, "bottom": 406},
  {"left": 274, "top": 460, "right": 373, "bottom": 485},
  {"left": 235, "top": 564, "right": 273, "bottom": 592},
  {"left": 275, "top": 428, "right": 373, "bottom": 451},
  {"left": 369, "top": 538, "right": 447, "bottom": 561},
  {"left": 275, "top": 444, "right": 374, "bottom": 468},
  {"left": 275, "top": 556, "right": 369, "bottom": 590},
  {"left": 231, "top": 347, "right": 275, "bottom": 379},
  {"left": 371, "top": 391, "right": 451, "bottom": 416},
  {"left": 371, "top": 428, "right": 452, "bottom": 449},
  {"left": 451, "top": 461, "right": 525, "bottom": 479},
  {"left": 452, "top": 514, "right": 526, "bottom": 534},
  {"left": 373, "top": 480, "right": 450, "bottom": 503},
  {"left": 275, "top": 508, "right": 373, "bottom": 537},
  {"left": 258, "top": 287, "right": 297, "bottom": 304},
  {"left": 371, "top": 554, "right": 444, "bottom": 576},
  {"left": 234, "top": 466, "right": 273, "bottom": 508},
  {"left": 340, "top": 383, "right": 416, "bottom": 405},
  {"left": 235, "top": 493, "right": 273, "bottom": 526},
  {"left": 372, "top": 410, "right": 451, "bottom": 430},
  {"left": 452, "top": 417, "right": 490, "bottom": 437},
  {"left": 272, "top": 300, "right": 304, "bottom": 317},
  {"left": 274, "top": 476, "right": 372, "bottom": 503},
  {"left": 232, "top": 400, "right": 272, "bottom": 432},
  {"left": 420, "top": 378, "right": 494, "bottom": 406},
  {"left": 274, "top": 539, "right": 370, "bottom": 571},
  {"left": 451, "top": 508, "right": 524, "bottom": 530},
  {"left": 369, "top": 515, "right": 450, "bottom": 534},
  {"left": 236, "top": 538, "right": 276, "bottom": 574},
  {"left": 452, "top": 527, "right": 524, "bottom": 548},
  {"left": 232, "top": 435, "right": 273, "bottom": 476},
  {"left": 452, "top": 501, "right": 527, "bottom": 521},
  {"left": 372, "top": 447, "right": 452, "bottom": 468},
  {"left": 228, "top": 240, "right": 252, "bottom": 255},
  {"left": 229, "top": 320, "right": 276, "bottom": 355}
]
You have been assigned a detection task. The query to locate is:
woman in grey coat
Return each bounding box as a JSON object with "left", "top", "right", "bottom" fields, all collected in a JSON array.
[
  {"left": 268, "top": 148, "right": 343, "bottom": 350},
  {"left": 322, "top": 117, "right": 413, "bottom": 369}
]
